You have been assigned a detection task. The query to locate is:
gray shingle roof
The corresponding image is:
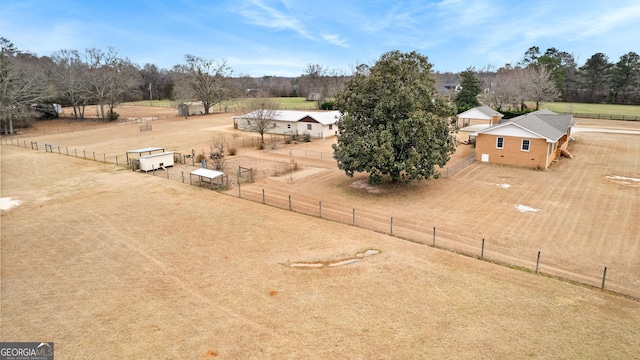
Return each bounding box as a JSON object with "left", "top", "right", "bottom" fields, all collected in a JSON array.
[
  {"left": 497, "top": 109, "right": 575, "bottom": 141},
  {"left": 475, "top": 105, "right": 503, "bottom": 117}
]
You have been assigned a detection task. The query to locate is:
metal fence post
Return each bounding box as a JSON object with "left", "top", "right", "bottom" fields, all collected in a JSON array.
[
  {"left": 535, "top": 251, "right": 541, "bottom": 273},
  {"left": 601, "top": 266, "right": 607, "bottom": 289},
  {"left": 432, "top": 227, "right": 436, "bottom": 246},
  {"left": 481, "top": 238, "right": 485, "bottom": 258}
]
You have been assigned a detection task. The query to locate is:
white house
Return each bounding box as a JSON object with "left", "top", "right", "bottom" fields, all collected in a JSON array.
[{"left": 233, "top": 110, "right": 340, "bottom": 139}]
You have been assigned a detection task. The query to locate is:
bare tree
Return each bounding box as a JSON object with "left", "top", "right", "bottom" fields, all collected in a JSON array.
[
  {"left": 208, "top": 134, "right": 227, "bottom": 170},
  {"left": 183, "top": 55, "right": 232, "bottom": 114},
  {"left": 300, "top": 63, "right": 327, "bottom": 99},
  {"left": 51, "top": 49, "right": 91, "bottom": 118},
  {"left": 528, "top": 65, "right": 560, "bottom": 109},
  {"left": 326, "top": 68, "right": 348, "bottom": 98},
  {"left": 104, "top": 58, "right": 141, "bottom": 117},
  {"left": 490, "top": 67, "right": 516, "bottom": 110},
  {"left": 0, "top": 38, "right": 50, "bottom": 134},
  {"left": 238, "top": 96, "right": 280, "bottom": 144}
]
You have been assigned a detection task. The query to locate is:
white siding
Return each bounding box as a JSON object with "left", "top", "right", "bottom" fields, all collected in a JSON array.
[
  {"left": 139, "top": 152, "right": 174, "bottom": 171},
  {"left": 480, "top": 124, "right": 544, "bottom": 139}
]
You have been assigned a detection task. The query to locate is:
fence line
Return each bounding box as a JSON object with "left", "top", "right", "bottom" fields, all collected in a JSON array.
[
  {"left": 560, "top": 112, "right": 640, "bottom": 121},
  {"left": 443, "top": 153, "right": 476, "bottom": 178},
  {"left": 4, "top": 114, "right": 181, "bottom": 138},
  {"left": 263, "top": 145, "right": 333, "bottom": 162},
  {"left": 3, "top": 139, "right": 638, "bottom": 301}
]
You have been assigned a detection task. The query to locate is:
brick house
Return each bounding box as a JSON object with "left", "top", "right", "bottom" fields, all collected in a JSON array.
[{"left": 472, "top": 109, "right": 576, "bottom": 169}]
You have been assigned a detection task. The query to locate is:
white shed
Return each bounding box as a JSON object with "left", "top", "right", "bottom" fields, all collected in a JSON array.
[{"left": 138, "top": 152, "right": 174, "bottom": 172}]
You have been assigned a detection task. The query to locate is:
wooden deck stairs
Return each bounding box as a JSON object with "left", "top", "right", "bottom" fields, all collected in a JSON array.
[{"left": 561, "top": 149, "right": 574, "bottom": 158}]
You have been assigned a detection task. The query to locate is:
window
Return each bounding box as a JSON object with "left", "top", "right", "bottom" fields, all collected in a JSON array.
[
  {"left": 307, "top": 124, "right": 312, "bottom": 130},
  {"left": 496, "top": 137, "right": 504, "bottom": 149},
  {"left": 287, "top": 124, "right": 291, "bottom": 129},
  {"left": 521, "top": 139, "right": 530, "bottom": 152},
  {"left": 329, "top": 124, "right": 333, "bottom": 130}
]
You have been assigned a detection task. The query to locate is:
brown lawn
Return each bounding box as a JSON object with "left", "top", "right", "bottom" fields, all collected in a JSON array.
[{"left": 1, "top": 107, "right": 639, "bottom": 358}]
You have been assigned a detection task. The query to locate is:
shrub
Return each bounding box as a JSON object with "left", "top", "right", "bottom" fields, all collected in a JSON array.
[
  {"left": 303, "top": 133, "right": 311, "bottom": 142},
  {"left": 107, "top": 109, "right": 120, "bottom": 121},
  {"left": 195, "top": 152, "right": 206, "bottom": 163},
  {"left": 256, "top": 143, "right": 264, "bottom": 150},
  {"left": 228, "top": 147, "right": 237, "bottom": 156},
  {"left": 319, "top": 100, "right": 335, "bottom": 110}
]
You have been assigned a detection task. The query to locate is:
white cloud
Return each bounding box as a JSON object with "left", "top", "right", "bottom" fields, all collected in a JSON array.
[
  {"left": 322, "top": 34, "right": 349, "bottom": 48},
  {"left": 238, "top": 0, "right": 312, "bottom": 39},
  {"left": 579, "top": 4, "right": 640, "bottom": 37}
]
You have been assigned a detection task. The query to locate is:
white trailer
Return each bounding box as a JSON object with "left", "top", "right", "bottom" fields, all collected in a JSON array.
[{"left": 138, "top": 152, "right": 174, "bottom": 172}]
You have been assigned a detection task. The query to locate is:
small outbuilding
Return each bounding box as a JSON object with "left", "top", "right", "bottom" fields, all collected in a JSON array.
[
  {"left": 125, "top": 147, "right": 165, "bottom": 165},
  {"left": 138, "top": 152, "right": 174, "bottom": 172},
  {"left": 190, "top": 168, "right": 225, "bottom": 189},
  {"left": 457, "top": 106, "right": 504, "bottom": 128},
  {"left": 178, "top": 101, "right": 205, "bottom": 116}
]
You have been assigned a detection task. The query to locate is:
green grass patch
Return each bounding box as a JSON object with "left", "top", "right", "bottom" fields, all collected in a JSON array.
[
  {"left": 539, "top": 102, "right": 640, "bottom": 119},
  {"left": 123, "top": 97, "right": 330, "bottom": 112}
]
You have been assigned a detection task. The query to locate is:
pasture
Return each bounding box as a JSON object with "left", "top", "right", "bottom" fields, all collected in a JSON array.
[
  {"left": 1, "top": 107, "right": 639, "bottom": 358},
  {"left": 122, "top": 97, "right": 324, "bottom": 112},
  {"left": 538, "top": 101, "right": 640, "bottom": 118}
]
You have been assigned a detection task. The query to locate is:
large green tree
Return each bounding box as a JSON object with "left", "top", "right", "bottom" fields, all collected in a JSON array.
[
  {"left": 332, "top": 50, "right": 457, "bottom": 185},
  {"left": 611, "top": 51, "right": 640, "bottom": 104},
  {"left": 579, "top": 52, "right": 612, "bottom": 101},
  {"left": 454, "top": 67, "right": 481, "bottom": 112}
]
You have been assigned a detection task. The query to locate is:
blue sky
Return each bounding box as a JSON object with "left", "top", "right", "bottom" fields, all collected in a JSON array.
[{"left": 1, "top": 0, "right": 639, "bottom": 77}]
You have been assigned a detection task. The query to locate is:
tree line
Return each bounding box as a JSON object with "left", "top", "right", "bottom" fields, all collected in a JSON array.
[
  {"left": 0, "top": 37, "right": 350, "bottom": 134},
  {"left": 461, "top": 46, "right": 640, "bottom": 112},
  {"left": 1, "top": 36, "right": 638, "bottom": 135}
]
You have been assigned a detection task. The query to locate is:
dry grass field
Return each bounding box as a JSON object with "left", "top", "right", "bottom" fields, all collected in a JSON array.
[{"left": 1, "top": 107, "right": 639, "bottom": 358}]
